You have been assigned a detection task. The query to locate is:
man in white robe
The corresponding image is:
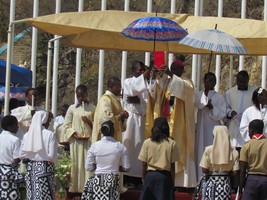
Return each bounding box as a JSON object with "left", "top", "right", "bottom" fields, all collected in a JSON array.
[
  {"left": 195, "top": 72, "right": 226, "bottom": 181},
  {"left": 122, "top": 61, "right": 151, "bottom": 187},
  {"left": 224, "top": 70, "right": 256, "bottom": 148},
  {"left": 146, "top": 59, "right": 197, "bottom": 188},
  {"left": 11, "top": 88, "right": 43, "bottom": 140}
]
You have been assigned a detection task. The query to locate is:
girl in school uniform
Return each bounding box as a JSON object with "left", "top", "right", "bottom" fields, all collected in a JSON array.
[{"left": 138, "top": 116, "right": 179, "bottom": 200}]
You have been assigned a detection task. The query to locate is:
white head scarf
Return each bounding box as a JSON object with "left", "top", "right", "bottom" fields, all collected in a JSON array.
[
  {"left": 22, "top": 110, "right": 49, "bottom": 152},
  {"left": 211, "top": 125, "right": 233, "bottom": 165}
]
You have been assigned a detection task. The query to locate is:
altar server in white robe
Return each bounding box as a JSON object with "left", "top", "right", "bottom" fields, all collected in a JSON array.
[
  {"left": 240, "top": 87, "right": 267, "bottom": 142},
  {"left": 11, "top": 88, "right": 43, "bottom": 140},
  {"left": 122, "top": 60, "right": 152, "bottom": 187},
  {"left": 63, "top": 85, "right": 95, "bottom": 194},
  {"left": 224, "top": 70, "right": 255, "bottom": 148},
  {"left": 195, "top": 72, "right": 227, "bottom": 181}
]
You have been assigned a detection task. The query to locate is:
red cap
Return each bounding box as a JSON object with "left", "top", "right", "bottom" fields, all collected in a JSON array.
[{"left": 173, "top": 59, "right": 185, "bottom": 67}]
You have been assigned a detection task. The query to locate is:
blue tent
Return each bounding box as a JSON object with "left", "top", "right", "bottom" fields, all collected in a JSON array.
[{"left": 0, "top": 58, "right": 32, "bottom": 87}]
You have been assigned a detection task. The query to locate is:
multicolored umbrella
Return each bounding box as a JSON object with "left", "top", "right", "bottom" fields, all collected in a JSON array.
[
  {"left": 122, "top": 16, "right": 187, "bottom": 70},
  {"left": 0, "top": 86, "right": 27, "bottom": 101},
  {"left": 121, "top": 16, "right": 188, "bottom": 42},
  {"left": 121, "top": 16, "right": 188, "bottom": 56},
  {"left": 179, "top": 29, "right": 248, "bottom": 54}
]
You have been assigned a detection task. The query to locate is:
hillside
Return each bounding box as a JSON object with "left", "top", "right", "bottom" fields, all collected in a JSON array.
[{"left": 0, "top": 0, "right": 265, "bottom": 112}]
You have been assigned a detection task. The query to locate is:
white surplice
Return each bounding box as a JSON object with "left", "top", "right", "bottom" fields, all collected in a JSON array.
[
  {"left": 224, "top": 85, "right": 255, "bottom": 147},
  {"left": 11, "top": 104, "right": 43, "bottom": 140},
  {"left": 195, "top": 90, "right": 226, "bottom": 181},
  {"left": 240, "top": 105, "right": 267, "bottom": 142},
  {"left": 122, "top": 74, "right": 148, "bottom": 178}
]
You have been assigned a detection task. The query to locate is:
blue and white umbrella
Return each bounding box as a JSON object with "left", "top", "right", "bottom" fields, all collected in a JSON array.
[{"left": 179, "top": 29, "right": 248, "bottom": 54}]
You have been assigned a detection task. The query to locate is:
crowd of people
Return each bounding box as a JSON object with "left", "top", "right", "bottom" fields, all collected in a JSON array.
[{"left": 0, "top": 55, "right": 267, "bottom": 200}]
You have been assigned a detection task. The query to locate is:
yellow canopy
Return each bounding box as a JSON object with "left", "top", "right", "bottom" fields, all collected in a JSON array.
[{"left": 24, "top": 10, "right": 267, "bottom": 55}]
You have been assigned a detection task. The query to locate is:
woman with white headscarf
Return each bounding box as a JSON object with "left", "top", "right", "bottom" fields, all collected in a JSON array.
[
  {"left": 195, "top": 126, "right": 239, "bottom": 200},
  {"left": 19, "top": 110, "right": 58, "bottom": 200}
]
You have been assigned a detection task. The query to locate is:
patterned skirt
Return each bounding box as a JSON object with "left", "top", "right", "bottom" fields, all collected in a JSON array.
[
  {"left": 0, "top": 164, "right": 21, "bottom": 200},
  {"left": 202, "top": 173, "right": 231, "bottom": 200},
  {"left": 25, "top": 161, "right": 55, "bottom": 200},
  {"left": 81, "top": 173, "right": 119, "bottom": 200}
]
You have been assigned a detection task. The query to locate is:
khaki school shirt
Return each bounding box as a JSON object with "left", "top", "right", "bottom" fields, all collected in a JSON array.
[
  {"left": 138, "top": 138, "right": 179, "bottom": 171},
  {"left": 240, "top": 139, "right": 267, "bottom": 175}
]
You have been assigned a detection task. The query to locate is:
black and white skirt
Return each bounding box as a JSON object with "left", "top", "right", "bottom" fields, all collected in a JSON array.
[
  {"left": 0, "top": 164, "right": 21, "bottom": 200},
  {"left": 81, "top": 173, "right": 119, "bottom": 200},
  {"left": 25, "top": 161, "right": 55, "bottom": 200},
  {"left": 202, "top": 173, "right": 231, "bottom": 200}
]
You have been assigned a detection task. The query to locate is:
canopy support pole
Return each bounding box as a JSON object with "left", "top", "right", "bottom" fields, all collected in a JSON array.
[
  {"left": 239, "top": 0, "right": 246, "bottom": 71},
  {"left": 46, "top": 36, "right": 62, "bottom": 112},
  {"left": 4, "top": 20, "right": 25, "bottom": 116},
  {"left": 74, "top": 0, "right": 84, "bottom": 104},
  {"left": 168, "top": 0, "right": 176, "bottom": 67},
  {"left": 30, "top": 0, "right": 39, "bottom": 87},
  {"left": 145, "top": 0, "right": 153, "bottom": 66},
  {"left": 121, "top": 0, "right": 130, "bottom": 85},
  {"left": 192, "top": 0, "right": 200, "bottom": 87},
  {"left": 262, "top": 0, "right": 267, "bottom": 89},
  {"left": 97, "top": 0, "right": 107, "bottom": 100},
  {"left": 215, "top": 0, "right": 223, "bottom": 92},
  {"left": 51, "top": 0, "right": 61, "bottom": 116}
]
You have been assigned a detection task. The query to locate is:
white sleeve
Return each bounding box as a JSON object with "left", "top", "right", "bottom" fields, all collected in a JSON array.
[
  {"left": 18, "top": 139, "right": 27, "bottom": 159},
  {"left": 123, "top": 75, "right": 148, "bottom": 96},
  {"left": 121, "top": 145, "right": 131, "bottom": 171},
  {"left": 239, "top": 109, "right": 251, "bottom": 142},
  {"left": 195, "top": 91, "right": 208, "bottom": 109},
  {"left": 48, "top": 133, "right": 58, "bottom": 163},
  {"left": 168, "top": 75, "right": 184, "bottom": 99},
  {"left": 224, "top": 90, "right": 233, "bottom": 117},
  {"left": 11, "top": 107, "right": 32, "bottom": 123},
  {"left": 12, "top": 139, "right": 21, "bottom": 160},
  {"left": 209, "top": 94, "right": 227, "bottom": 121},
  {"left": 85, "top": 146, "right": 96, "bottom": 171}
]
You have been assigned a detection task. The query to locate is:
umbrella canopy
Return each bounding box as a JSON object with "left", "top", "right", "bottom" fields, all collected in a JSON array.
[
  {"left": 23, "top": 10, "right": 267, "bottom": 55},
  {"left": 0, "top": 86, "right": 27, "bottom": 101},
  {"left": 121, "top": 16, "right": 188, "bottom": 41},
  {"left": 179, "top": 29, "right": 248, "bottom": 54},
  {"left": 0, "top": 59, "right": 32, "bottom": 87}
]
